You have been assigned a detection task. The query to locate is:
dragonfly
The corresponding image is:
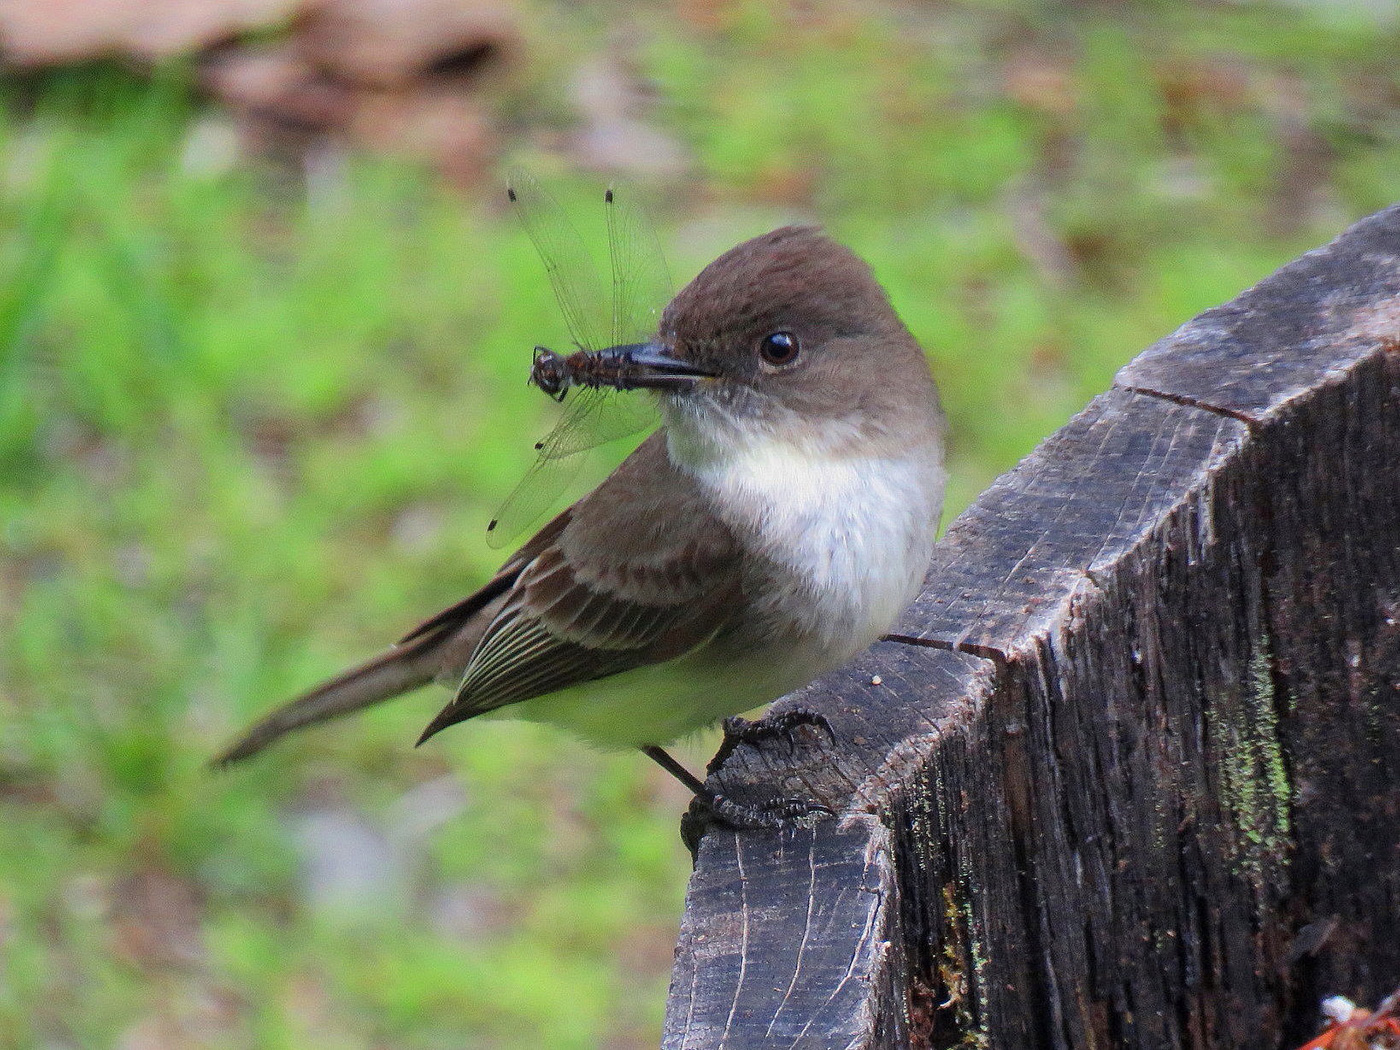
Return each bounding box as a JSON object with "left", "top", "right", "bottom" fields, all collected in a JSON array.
[{"left": 485, "top": 173, "right": 676, "bottom": 548}]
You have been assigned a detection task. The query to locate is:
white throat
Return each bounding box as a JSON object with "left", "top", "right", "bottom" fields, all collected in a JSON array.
[{"left": 665, "top": 405, "right": 944, "bottom": 656}]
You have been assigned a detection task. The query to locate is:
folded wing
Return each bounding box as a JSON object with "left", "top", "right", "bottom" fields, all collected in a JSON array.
[{"left": 419, "top": 433, "right": 742, "bottom": 741}]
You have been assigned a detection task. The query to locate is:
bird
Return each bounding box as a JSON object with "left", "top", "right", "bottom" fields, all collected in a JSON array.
[{"left": 214, "top": 225, "right": 946, "bottom": 818}]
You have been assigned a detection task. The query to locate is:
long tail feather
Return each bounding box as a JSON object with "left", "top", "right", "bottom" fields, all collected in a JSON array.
[{"left": 213, "top": 642, "right": 437, "bottom": 766}]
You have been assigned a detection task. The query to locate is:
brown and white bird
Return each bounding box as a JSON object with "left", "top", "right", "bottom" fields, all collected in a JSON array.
[{"left": 216, "top": 226, "right": 946, "bottom": 802}]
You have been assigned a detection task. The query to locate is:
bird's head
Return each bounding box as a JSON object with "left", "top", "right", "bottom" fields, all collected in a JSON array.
[{"left": 599, "top": 226, "right": 939, "bottom": 463}]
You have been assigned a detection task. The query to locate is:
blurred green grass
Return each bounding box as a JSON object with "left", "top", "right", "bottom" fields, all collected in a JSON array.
[{"left": 1, "top": 2, "right": 1398, "bottom": 1047}]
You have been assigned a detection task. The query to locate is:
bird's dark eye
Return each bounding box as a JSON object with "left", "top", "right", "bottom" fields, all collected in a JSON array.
[{"left": 758, "top": 331, "right": 800, "bottom": 366}]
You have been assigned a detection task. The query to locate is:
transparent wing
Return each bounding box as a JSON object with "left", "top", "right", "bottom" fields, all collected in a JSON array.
[
  {"left": 605, "top": 184, "right": 674, "bottom": 344},
  {"left": 507, "top": 169, "right": 610, "bottom": 352},
  {"left": 487, "top": 386, "right": 660, "bottom": 548},
  {"left": 535, "top": 387, "right": 660, "bottom": 461},
  {"left": 486, "top": 443, "right": 575, "bottom": 549},
  {"left": 488, "top": 181, "right": 668, "bottom": 548}
]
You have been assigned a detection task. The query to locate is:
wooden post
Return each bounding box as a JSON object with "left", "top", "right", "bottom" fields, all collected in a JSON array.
[{"left": 663, "top": 205, "right": 1400, "bottom": 1049}]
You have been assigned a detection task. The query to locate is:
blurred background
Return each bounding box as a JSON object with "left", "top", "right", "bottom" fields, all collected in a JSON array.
[{"left": 1, "top": 0, "right": 1398, "bottom": 1046}]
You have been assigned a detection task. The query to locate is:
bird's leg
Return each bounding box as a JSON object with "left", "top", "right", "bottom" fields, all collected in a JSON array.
[
  {"left": 642, "top": 716, "right": 836, "bottom": 847},
  {"left": 640, "top": 744, "right": 708, "bottom": 795}
]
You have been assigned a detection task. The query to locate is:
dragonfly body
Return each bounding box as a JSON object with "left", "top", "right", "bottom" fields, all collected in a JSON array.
[
  {"left": 530, "top": 344, "right": 712, "bottom": 406},
  {"left": 531, "top": 345, "right": 641, "bottom": 401}
]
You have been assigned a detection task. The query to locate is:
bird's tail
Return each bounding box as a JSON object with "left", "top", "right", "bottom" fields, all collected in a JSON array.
[{"left": 212, "top": 640, "right": 439, "bottom": 766}]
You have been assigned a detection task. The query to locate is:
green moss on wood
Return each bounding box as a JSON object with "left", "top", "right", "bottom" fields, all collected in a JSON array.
[{"left": 1215, "top": 642, "right": 1293, "bottom": 889}]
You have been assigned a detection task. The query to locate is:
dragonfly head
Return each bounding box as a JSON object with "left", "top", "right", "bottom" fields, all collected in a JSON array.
[{"left": 529, "top": 347, "right": 571, "bottom": 401}]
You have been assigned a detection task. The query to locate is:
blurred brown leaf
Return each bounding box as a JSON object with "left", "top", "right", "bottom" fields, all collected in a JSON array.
[
  {"left": 296, "top": 0, "right": 518, "bottom": 88},
  {"left": 0, "top": 0, "right": 308, "bottom": 67}
]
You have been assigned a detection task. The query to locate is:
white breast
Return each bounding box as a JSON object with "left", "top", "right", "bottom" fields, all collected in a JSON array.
[
  {"left": 512, "top": 424, "right": 945, "bottom": 748},
  {"left": 678, "top": 433, "right": 944, "bottom": 654}
]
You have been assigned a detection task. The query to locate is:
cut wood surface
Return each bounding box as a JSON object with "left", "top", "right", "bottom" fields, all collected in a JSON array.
[{"left": 663, "top": 205, "right": 1400, "bottom": 1049}]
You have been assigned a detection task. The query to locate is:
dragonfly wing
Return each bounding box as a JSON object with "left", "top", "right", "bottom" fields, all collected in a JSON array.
[
  {"left": 486, "top": 451, "right": 576, "bottom": 549},
  {"left": 535, "top": 387, "right": 659, "bottom": 461},
  {"left": 507, "top": 169, "right": 609, "bottom": 352},
  {"left": 576, "top": 389, "right": 659, "bottom": 448},
  {"left": 604, "top": 184, "right": 674, "bottom": 344},
  {"left": 488, "top": 179, "right": 669, "bottom": 547},
  {"left": 487, "top": 387, "right": 660, "bottom": 547}
]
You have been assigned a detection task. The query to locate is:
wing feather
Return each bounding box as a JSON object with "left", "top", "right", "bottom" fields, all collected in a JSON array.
[{"left": 418, "top": 434, "right": 743, "bottom": 741}]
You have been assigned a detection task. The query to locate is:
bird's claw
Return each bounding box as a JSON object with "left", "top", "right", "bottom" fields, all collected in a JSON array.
[
  {"left": 708, "top": 707, "right": 836, "bottom": 773},
  {"left": 680, "top": 790, "right": 833, "bottom": 855},
  {"left": 705, "top": 791, "right": 833, "bottom": 828},
  {"left": 680, "top": 707, "right": 838, "bottom": 855}
]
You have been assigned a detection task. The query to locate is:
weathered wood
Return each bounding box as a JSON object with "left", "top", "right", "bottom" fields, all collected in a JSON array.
[
  {"left": 669, "top": 816, "right": 904, "bottom": 1049},
  {"left": 667, "top": 644, "right": 999, "bottom": 1049},
  {"left": 663, "top": 206, "right": 1400, "bottom": 1049},
  {"left": 1116, "top": 203, "right": 1400, "bottom": 423}
]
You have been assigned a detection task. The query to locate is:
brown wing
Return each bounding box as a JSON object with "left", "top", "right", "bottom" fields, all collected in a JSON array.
[
  {"left": 214, "top": 509, "right": 576, "bottom": 765},
  {"left": 417, "top": 433, "right": 742, "bottom": 743}
]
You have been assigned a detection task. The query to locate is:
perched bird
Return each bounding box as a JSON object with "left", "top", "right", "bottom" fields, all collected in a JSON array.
[{"left": 215, "top": 226, "right": 946, "bottom": 816}]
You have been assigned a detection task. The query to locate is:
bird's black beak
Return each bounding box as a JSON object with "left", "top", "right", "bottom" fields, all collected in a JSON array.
[{"left": 608, "top": 342, "right": 716, "bottom": 391}]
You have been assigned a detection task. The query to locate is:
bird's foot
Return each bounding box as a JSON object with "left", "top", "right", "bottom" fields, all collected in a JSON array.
[
  {"left": 702, "top": 788, "right": 833, "bottom": 828},
  {"left": 707, "top": 707, "right": 836, "bottom": 774},
  {"left": 642, "top": 744, "right": 826, "bottom": 825},
  {"left": 680, "top": 790, "right": 832, "bottom": 855},
  {"left": 649, "top": 710, "right": 837, "bottom": 855}
]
